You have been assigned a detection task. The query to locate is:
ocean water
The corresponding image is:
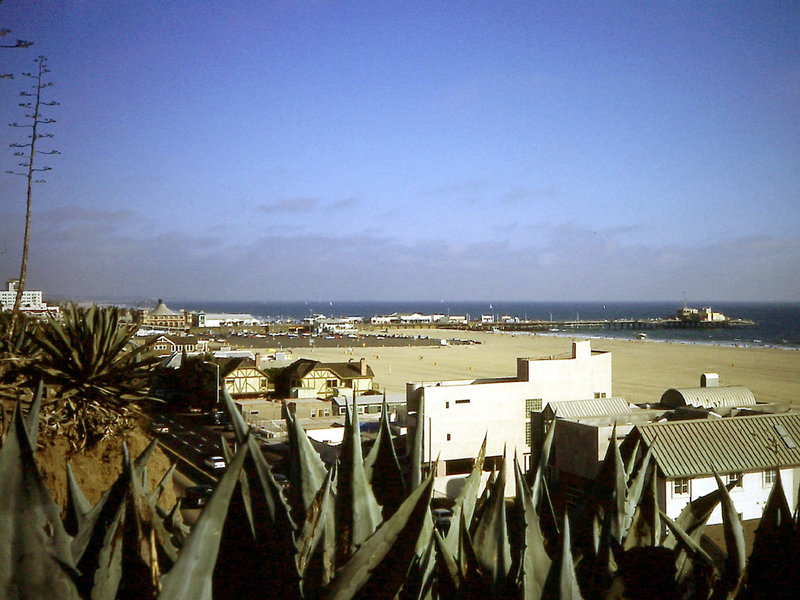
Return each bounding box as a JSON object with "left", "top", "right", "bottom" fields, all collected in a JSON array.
[{"left": 172, "top": 300, "right": 800, "bottom": 349}]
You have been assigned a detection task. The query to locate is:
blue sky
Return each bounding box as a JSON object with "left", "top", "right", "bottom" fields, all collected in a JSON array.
[{"left": 1, "top": 1, "right": 798, "bottom": 302}]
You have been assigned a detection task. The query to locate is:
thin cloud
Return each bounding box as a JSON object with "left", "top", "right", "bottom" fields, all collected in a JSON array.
[{"left": 261, "top": 197, "right": 320, "bottom": 213}]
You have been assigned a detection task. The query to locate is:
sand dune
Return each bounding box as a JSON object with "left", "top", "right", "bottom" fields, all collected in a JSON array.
[{"left": 273, "top": 329, "right": 800, "bottom": 407}]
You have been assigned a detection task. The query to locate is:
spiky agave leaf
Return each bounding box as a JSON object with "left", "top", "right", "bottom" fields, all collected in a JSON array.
[
  {"left": 622, "top": 463, "right": 660, "bottom": 550},
  {"left": 85, "top": 440, "right": 181, "bottom": 600},
  {"left": 158, "top": 439, "right": 249, "bottom": 600},
  {"left": 531, "top": 415, "right": 556, "bottom": 507},
  {"left": 88, "top": 495, "right": 127, "bottom": 600},
  {"left": 660, "top": 511, "right": 715, "bottom": 569},
  {"left": 65, "top": 459, "right": 93, "bottom": 536},
  {"left": 575, "top": 423, "right": 626, "bottom": 553},
  {"left": 713, "top": 471, "right": 746, "bottom": 591},
  {"left": 24, "top": 379, "right": 44, "bottom": 445},
  {"left": 74, "top": 436, "right": 177, "bottom": 573},
  {"left": 0, "top": 401, "right": 80, "bottom": 599},
  {"left": 286, "top": 402, "right": 328, "bottom": 514},
  {"left": 514, "top": 456, "right": 551, "bottom": 600},
  {"left": 363, "top": 400, "right": 406, "bottom": 519},
  {"left": 443, "top": 434, "right": 486, "bottom": 558},
  {"left": 149, "top": 463, "right": 177, "bottom": 508},
  {"left": 471, "top": 452, "right": 512, "bottom": 589},
  {"left": 744, "top": 471, "right": 798, "bottom": 597},
  {"left": 433, "top": 528, "right": 462, "bottom": 597},
  {"left": 337, "top": 398, "right": 382, "bottom": 559},
  {"left": 324, "top": 472, "right": 434, "bottom": 600},
  {"left": 403, "top": 501, "right": 437, "bottom": 600},
  {"left": 221, "top": 388, "right": 296, "bottom": 531},
  {"left": 662, "top": 480, "right": 730, "bottom": 550},
  {"left": 295, "top": 464, "right": 335, "bottom": 584},
  {"left": 662, "top": 478, "right": 734, "bottom": 589},
  {"left": 621, "top": 443, "right": 653, "bottom": 538},
  {"left": 158, "top": 499, "right": 189, "bottom": 551},
  {"left": 214, "top": 389, "right": 299, "bottom": 599},
  {"left": 542, "top": 511, "right": 584, "bottom": 600}
]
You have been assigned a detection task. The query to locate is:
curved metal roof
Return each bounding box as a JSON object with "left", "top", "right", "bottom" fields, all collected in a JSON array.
[{"left": 660, "top": 385, "right": 756, "bottom": 409}]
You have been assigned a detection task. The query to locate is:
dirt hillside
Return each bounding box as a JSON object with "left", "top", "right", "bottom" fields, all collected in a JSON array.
[{"left": 35, "top": 425, "right": 177, "bottom": 511}]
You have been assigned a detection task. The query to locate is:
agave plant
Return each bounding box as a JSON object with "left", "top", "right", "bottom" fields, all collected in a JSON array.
[
  {"left": 0, "top": 311, "right": 40, "bottom": 408},
  {"left": 3, "top": 378, "right": 800, "bottom": 600},
  {"left": 30, "top": 304, "right": 160, "bottom": 450}
]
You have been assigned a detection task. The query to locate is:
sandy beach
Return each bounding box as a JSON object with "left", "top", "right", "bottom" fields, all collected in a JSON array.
[{"left": 257, "top": 329, "right": 800, "bottom": 407}]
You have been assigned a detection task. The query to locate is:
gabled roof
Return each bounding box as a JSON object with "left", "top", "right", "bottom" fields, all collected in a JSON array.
[
  {"left": 217, "top": 356, "right": 257, "bottom": 370},
  {"left": 633, "top": 413, "right": 800, "bottom": 479},
  {"left": 287, "top": 358, "right": 374, "bottom": 380},
  {"left": 152, "top": 334, "right": 198, "bottom": 345},
  {"left": 660, "top": 385, "right": 756, "bottom": 409}
]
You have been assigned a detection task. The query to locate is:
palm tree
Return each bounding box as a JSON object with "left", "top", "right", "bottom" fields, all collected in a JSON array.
[{"left": 31, "top": 304, "right": 160, "bottom": 451}]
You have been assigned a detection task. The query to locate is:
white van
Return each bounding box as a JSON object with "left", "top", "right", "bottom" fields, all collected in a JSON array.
[{"left": 204, "top": 456, "right": 226, "bottom": 470}]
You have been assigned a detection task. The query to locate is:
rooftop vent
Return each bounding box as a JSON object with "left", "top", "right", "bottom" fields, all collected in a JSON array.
[{"left": 701, "top": 373, "right": 719, "bottom": 387}]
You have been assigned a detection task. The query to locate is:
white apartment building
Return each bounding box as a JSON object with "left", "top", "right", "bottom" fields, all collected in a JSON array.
[
  {"left": 406, "top": 340, "right": 612, "bottom": 498},
  {"left": 0, "top": 279, "right": 60, "bottom": 316}
]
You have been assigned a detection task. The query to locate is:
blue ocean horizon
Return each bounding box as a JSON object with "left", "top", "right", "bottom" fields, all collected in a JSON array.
[{"left": 164, "top": 299, "right": 800, "bottom": 349}]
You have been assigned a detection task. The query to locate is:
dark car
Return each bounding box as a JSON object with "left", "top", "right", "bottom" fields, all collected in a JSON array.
[{"left": 183, "top": 485, "right": 214, "bottom": 508}]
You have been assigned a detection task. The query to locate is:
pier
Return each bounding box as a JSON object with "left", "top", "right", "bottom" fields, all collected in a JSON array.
[{"left": 476, "top": 317, "right": 756, "bottom": 333}]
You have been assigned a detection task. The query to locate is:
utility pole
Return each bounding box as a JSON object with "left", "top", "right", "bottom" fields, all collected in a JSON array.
[{"left": 6, "top": 55, "right": 59, "bottom": 335}]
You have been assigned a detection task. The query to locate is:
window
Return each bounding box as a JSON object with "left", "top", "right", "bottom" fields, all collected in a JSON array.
[
  {"left": 727, "top": 473, "right": 743, "bottom": 488},
  {"left": 673, "top": 478, "right": 690, "bottom": 496},
  {"left": 338, "top": 407, "right": 346, "bottom": 415},
  {"left": 446, "top": 433, "right": 451, "bottom": 441},
  {"left": 445, "top": 401, "right": 449, "bottom": 409},
  {"left": 525, "top": 399, "right": 542, "bottom": 446},
  {"left": 594, "top": 392, "right": 607, "bottom": 399},
  {"left": 445, "top": 458, "right": 474, "bottom": 476},
  {"left": 455, "top": 399, "right": 470, "bottom": 404},
  {"left": 525, "top": 398, "right": 543, "bottom": 413},
  {"left": 326, "top": 379, "right": 338, "bottom": 389},
  {"left": 323, "top": 409, "right": 331, "bottom": 417},
  {"left": 763, "top": 470, "right": 777, "bottom": 487}
]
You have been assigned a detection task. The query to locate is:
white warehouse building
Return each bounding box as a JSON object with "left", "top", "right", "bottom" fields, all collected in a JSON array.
[{"left": 406, "top": 340, "right": 612, "bottom": 498}]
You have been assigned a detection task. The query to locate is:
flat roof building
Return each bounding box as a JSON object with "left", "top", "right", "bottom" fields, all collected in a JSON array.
[{"left": 406, "top": 340, "right": 612, "bottom": 498}]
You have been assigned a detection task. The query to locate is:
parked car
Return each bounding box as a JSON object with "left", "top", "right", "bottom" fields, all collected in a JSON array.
[
  {"left": 183, "top": 485, "right": 214, "bottom": 508},
  {"left": 150, "top": 422, "right": 169, "bottom": 434},
  {"left": 204, "top": 455, "right": 226, "bottom": 470},
  {"left": 432, "top": 508, "right": 452, "bottom": 532}
]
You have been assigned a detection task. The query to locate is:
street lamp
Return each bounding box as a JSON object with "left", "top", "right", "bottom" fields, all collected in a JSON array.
[{"left": 203, "top": 360, "right": 220, "bottom": 407}]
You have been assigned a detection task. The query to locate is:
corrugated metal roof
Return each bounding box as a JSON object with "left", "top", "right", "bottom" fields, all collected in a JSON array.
[
  {"left": 660, "top": 386, "right": 756, "bottom": 409},
  {"left": 635, "top": 413, "right": 800, "bottom": 478},
  {"left": 546, "top": 397, "right": 632, "bottom": 418}
]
